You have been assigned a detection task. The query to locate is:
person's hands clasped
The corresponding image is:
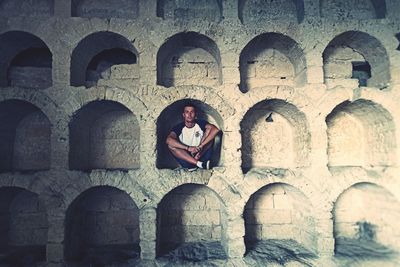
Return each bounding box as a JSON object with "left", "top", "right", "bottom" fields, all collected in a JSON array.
[{"left": 187, "top": 146, "right": 200, "bottom": 155}]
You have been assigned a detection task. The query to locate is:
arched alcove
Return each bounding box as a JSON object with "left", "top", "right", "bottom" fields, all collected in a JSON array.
[
  {"left": 69, "top": 100, "right": 140, "bottom": 171},
  {"left": 157, "top": 0, "right": 222, "bottom": 22},
  {"left": 64, "top": 186, "right": 140, "bottom": 265},
  {"left": 0, "top": 31, "right": 52, "bottom": 89},
  {"left": 323, "top": 31, "right": 390, "bottom": 89},
  {"left": 333, "top": 183, "right": 400, "bottom": 261},
  {"left": 70, "top": 31, "right": 138, "bottom": 88},
  {"left": 244, "top": 183, "right": 317, "bottom": 265},
  {"left": 239, "top": 0, "right": 304, "bottom": 24},
  {"left": 157, "top": 32, "right": 222, "bottom": 88},
  {"left": 0, "top": 187, "right": 47, "bottom": 266},
  {"left": 156, "top": 184, "right": 228, "bottom": 261},
  {"left": 71, "top": 0, "right": 139, "bottom": 19},
  {"left": 326, "top": 100, "right": 396, "bottom": 168},
  {"left": 320, "top": 0, "right": 386, "bottom": 20},
  {"left": 0, "top": 0, "right": 54, "bottom": 17},
  {"left": 240, "top": 99, "right": 310, "bottom": 173},
  {"left": 239, "top": 33, "right": 306, "bottom": 93},
  {"left": 156, "top": 99, "right": 223, "bottom": 169},
  {"left": 0, "top": 100, "right": 51, "bottom": 173}
]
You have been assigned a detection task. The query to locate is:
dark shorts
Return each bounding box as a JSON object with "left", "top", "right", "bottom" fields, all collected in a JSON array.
[{"left": 173, "top": 148, "right": 213, "bottom": 169}]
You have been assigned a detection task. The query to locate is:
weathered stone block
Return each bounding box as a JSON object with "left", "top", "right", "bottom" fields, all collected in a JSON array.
[
  {"left": 110, "top": 64, "right": 140, "bottom": 79},
  {"left": 9, "top": 67, "right": 52, "bottom": 89},
  {"left": 182, "top": 210, "right": 220, "bottom": 225}
]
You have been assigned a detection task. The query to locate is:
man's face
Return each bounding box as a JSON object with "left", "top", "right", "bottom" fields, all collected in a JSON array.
[{"left": 182, "top": 106, "right": 196, "bottom": 123}]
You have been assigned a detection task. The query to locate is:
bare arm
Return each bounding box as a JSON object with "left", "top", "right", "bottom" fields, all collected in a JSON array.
[
  {"left": 198, "top": 123, "right": 220, "bottom": 150},
  {"left": 166, "top": 131, "right": 199, "bottom": 154},
  {"left": 166, "top": 132, "right": 187, "bottom": 150}
]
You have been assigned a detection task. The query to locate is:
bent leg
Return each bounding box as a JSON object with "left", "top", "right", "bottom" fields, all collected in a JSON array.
[
  {"left": 168, "top": 146, "right": 197, "bottom": 168},
  {"left": 195, "top": 140, "right": 213, "bottom": 160},
  {"left": 200, "top": 143, "right": 213, "bottom": 163}
]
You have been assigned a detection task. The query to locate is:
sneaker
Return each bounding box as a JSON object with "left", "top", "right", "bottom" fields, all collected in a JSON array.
[
  {"left": 187, "top": 167, "right": 198, "bottom": 172},
  {"left": 201, "top": 160, "right": 210, "bottom": 170}
]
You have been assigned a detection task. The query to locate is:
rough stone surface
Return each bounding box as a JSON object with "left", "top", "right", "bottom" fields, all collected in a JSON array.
[
  {"left": 245, "top": 239, "right": 317, "bottom": 266},
  {"left": 158, "top": 241, "right": 227, "bottom": 262},
  {"left": 0, "top": 0, "right": 399, "bottom": 266}
]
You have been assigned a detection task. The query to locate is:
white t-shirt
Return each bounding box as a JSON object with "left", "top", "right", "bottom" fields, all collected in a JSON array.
[{"left": 172, "top": 120, "right": 207, "bottom": 146}]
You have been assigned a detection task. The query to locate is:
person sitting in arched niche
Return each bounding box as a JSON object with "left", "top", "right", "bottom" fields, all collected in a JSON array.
[{"left": 166, "top": 103, "right": 220, "bottom": 171}]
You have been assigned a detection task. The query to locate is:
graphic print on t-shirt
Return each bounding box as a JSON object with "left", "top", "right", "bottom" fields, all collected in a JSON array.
[{"left": 172, "top": 120, "right": 207, "bottom": 146}]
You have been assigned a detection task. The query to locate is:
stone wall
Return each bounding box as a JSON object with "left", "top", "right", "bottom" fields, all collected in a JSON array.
[
  {"left": 0, "top": 187, "right": 47, "bottom": 265},
  {"left": 244, "top": 183, "right": 316, "bottom": 249},
  {"left": 157, "top": 184, "right": 227, "bottom": 257},
  {"left": 0, "top": 0, "right": 399, "bottom": 266},
  {"left": 64, "top": 186, "right": 140, "bottom": 263},
  {"left": 69, "top": 100, "right": 140, "bottom": 171},
  {"left": 0, "top": 100, "right": 51, "bottom": 172}
]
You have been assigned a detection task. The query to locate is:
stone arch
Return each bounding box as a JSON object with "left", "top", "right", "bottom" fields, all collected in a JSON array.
[
  {"left": 0, "top": 31, "right": 52, "bottom": 89},
  {"left": 239, "top": 33, "right": 306, "bottom": 93},
  {"left": 70, "top": 31, "right": 138, "bottom": 87},
  {"left": 333, "top": 182, "right": 400, "bottom": 260},
  {"left": 69, "top": 100, "right": 140, "bottom": 171},
  {"left": 156, "top": 99, "right": 224, "bottom": 169},
  {"left": 64, "top": 186, "right": 140, "bottom": 265},
  {"left": 156, "top": 183, "right": 228, "bottom": 261},
  {"left": 157, "top": 32, "right": 222, "bottom": 88},
  {"left": 323, "top": 31, "right": 390, "bottom": 89},
  {"left": 320, "top": 0, "right": 386, "bottom": 20},
  {"left": 0, "top": 0, "right": 54, "bottom": 17},
  {"left": 0, "top": 186, "right": 48, "bottom": 266},
  {"left": 0, "top": 100, "right": 51, "bottom": 173},
  {"left": 156, "top": 0, "right": 222, "bottom": 22},
  {"left": 326, "top": 99, "right": 396, "bottom": 168},
  {"left": 238, "top": 0, "right": 304, "bottom": 24},
  {"left": 71, "top": 0, "right": 139, "bottom": 19},
  {"left": 244, "top": 183, "right": 317, "bottom": 263},
  {"left": 240, "top": 99, "right": 310, "bottom": 173}
]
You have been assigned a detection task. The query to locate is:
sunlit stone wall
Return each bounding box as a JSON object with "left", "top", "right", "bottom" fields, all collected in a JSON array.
[{"left": 0, "top": 0, "right": 399, "bottom": 266}]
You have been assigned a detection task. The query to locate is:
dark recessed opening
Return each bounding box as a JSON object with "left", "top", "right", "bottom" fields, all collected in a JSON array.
[
  {"left": 0, "top": 187, "right": 47, "bottom": 266},
  {"left": 352, "top": 61, "right": 371, "bottom": 87},
  {"left": 10, "top": 48, "right": 52, "bottom": 68},
  {"left": 87, "top": 48, "right": 136, "bottom": 71},
  {"left": 85, "top": 48, "right": 137, "bottom": 87},
  {"left": 65, "top": 186, "right": 140, "bottom": 265}
]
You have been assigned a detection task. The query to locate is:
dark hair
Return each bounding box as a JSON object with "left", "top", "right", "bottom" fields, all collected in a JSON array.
[{"left": 183, "top": 103, "right": 197, "bottom": 112}]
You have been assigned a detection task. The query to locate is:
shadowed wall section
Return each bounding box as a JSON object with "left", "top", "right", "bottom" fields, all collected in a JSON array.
[
  {"left": 64, "top": 186, "right": 140, "bottom": 265},
  {"left": 244, "top": 183, "right": 316, "bottom": 265},
  {"left": 0, "top": 187, "right": 47, "bottom": 266},
  {"left": 0, "top": 31, "right": 52, "bottom": 89},
  {"left": 320, "top": 0, "right": 386, "bottom": 20},
  {"left": 156, "top": 184, "right": 228, "bottom": 261},
  {"left": 239, "top": 0, "right": 304, "bottom": 24},
  {"left": 0, "top": 100, "right": 51, "bottom": 173},
  {"left": 157, "top": 0, "right": 222, "bottom": 22},
  {"left": 70, "top": 31, "right": 138, "bottom": 88},
  {"left": 157, "top": 32, "right": 222, "bottom": 88},
  {"left": 69, "top": 100, "right": 140, "bottom": 171},
  {"left": 0, "top": 0, "right": 53, "bottom": 17},
  {"left": 71, "top": 0, "right": 139, "bottom": 19}
]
